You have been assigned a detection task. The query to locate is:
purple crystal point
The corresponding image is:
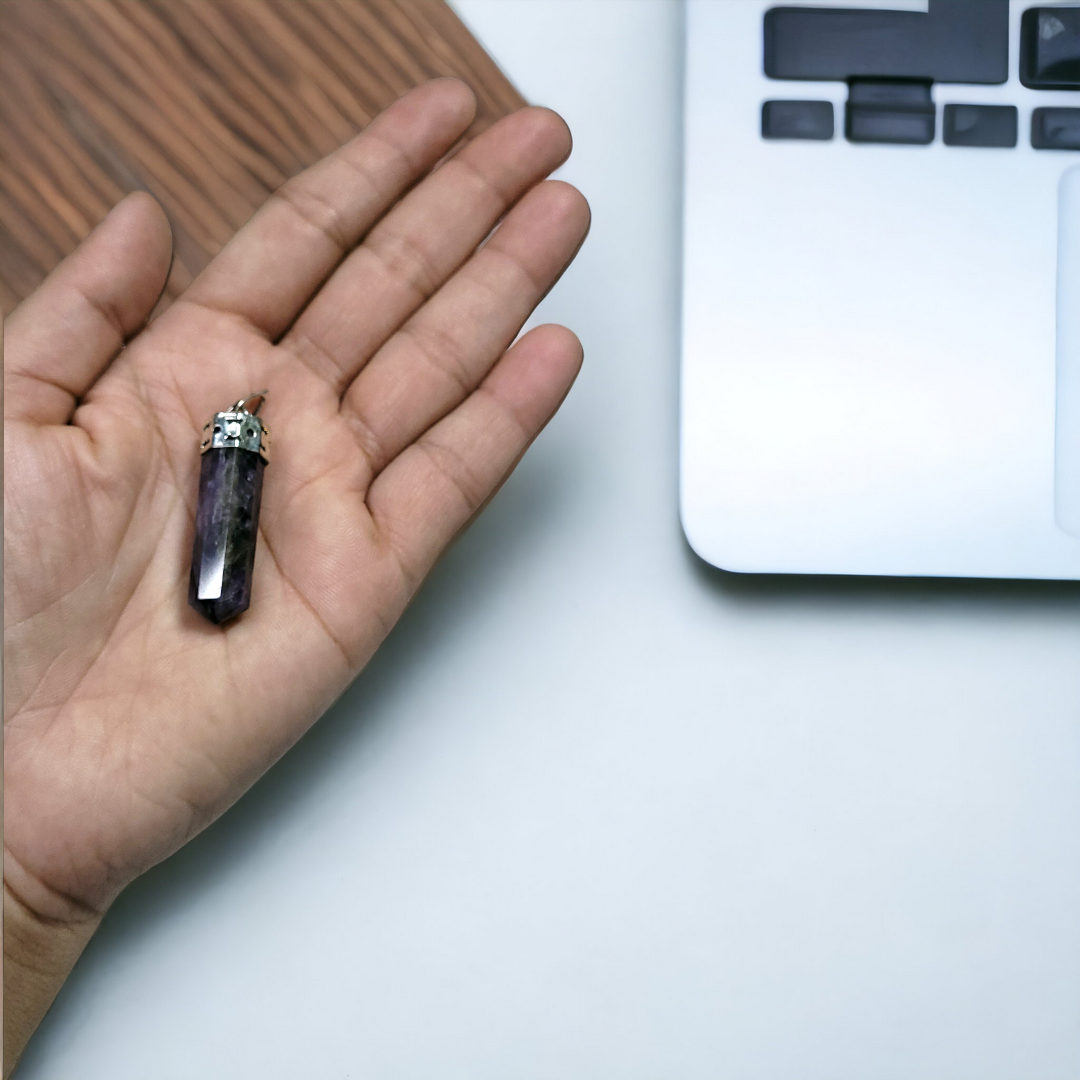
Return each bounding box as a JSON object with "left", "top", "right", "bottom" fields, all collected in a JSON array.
[
  {"left": 188, "top": 447, "right": 265, "bottom": 624},
  {"left": 189, "top": 395, "right": 269, "bottom": 624}
]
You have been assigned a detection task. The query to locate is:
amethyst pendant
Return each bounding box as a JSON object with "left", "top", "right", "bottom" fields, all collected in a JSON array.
[{"left": 189, "top": 393, "right": 270, "bottom": 624}]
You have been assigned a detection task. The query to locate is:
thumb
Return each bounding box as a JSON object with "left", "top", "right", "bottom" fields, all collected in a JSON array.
[{"left": 4, "top": 192, "right": 173, "bottom": 426}]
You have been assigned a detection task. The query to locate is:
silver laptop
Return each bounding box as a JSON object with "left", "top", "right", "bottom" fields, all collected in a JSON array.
[{"left": 681, "top": 0, "right": 1080, "bottom": 579}]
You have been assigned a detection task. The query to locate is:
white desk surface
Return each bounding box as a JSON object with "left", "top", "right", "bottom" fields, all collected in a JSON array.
[{"left": 20, "top": 3, "right": 1080, "bottom": 1077}]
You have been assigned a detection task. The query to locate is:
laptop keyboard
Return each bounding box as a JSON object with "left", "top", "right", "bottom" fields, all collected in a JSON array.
[{"left": 760, "top": 1, "right": 1079, "bottom": 147}]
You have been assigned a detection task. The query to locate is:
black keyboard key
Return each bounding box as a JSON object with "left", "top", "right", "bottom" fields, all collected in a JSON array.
[
  {"left": 942, "top": 104, "right": 1018, "bottom": 147},
  {"left": 761, "top": 100, "right": 834, "bottom": 140},
  {"left": 846, "top": 80, "right": 935, "bottom": 145},
  {"left": 1020, "top": 7, "right": 1080, "bottom": 89},
  {"left": 1032, "top": 107, "right": 1080, "bottom": 150},
  {"left": 764, "top": 2, "right": 1009, "bottom": 85}
]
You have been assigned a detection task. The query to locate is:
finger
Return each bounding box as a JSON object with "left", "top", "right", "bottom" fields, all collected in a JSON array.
[
  {"left": 180, "top": 79, "right": 476, "bottom": 340},
  {"left": 342, "top": 180, "right": 590, "bottom": 473},
  {"left": 4, "top": 192, "right": 172, "bottom": 426},
  {"left": 368, "top": 323, "right": 583, "bottom": 586},
  {"left": 283, "top": 106, "right": 572, "bottom": 392}
]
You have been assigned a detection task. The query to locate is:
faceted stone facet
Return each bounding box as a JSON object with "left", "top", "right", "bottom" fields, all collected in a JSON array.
[{"left": 188, "top": 447, "right": 265, "bottom": 624}]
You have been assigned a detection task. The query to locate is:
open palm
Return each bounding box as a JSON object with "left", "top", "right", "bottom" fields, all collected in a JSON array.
[{"left": 4, "top": 80, "right": 589, "bottom": 928}]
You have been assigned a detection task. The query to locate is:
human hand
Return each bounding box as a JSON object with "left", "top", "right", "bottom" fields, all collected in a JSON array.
[{"left": 3, "top": 79, "right": 588, "bottom": 1072}]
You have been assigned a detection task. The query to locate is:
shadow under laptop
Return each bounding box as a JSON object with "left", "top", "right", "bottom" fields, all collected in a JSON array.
[{"left": 684, "top": 538, "right": 1080, "bottom": 614}]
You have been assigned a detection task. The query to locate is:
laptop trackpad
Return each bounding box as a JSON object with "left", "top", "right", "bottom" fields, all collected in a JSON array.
[{"left": 1057, "top": 166, "right": 1080, "bottom": 537}]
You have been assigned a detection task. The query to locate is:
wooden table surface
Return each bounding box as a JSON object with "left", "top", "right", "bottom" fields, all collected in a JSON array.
[{"left": 0, "top": 0, "right": 524, "bottom": 316}]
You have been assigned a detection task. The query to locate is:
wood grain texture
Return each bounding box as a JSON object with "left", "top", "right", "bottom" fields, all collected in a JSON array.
[{"left": 0, "top": 0, "right": 525, "bottom": 316}]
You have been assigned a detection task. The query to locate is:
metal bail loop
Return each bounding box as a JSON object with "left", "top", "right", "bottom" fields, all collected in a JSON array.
[{"left": 234, "top": 390, "right": 269, "bottom": 416}]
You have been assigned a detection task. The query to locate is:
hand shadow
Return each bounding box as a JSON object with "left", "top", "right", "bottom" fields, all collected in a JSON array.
[
  {"left": 22, "top": 448, "right": 570, "bottom": 1058},
  {"left": 25, "top": 445, "right": 1080, "bottom": 1064}
]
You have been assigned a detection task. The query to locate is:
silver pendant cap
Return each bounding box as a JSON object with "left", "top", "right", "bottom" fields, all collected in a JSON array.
[{"left": 199, "top": 392, "right": 270, "bottom": 463}]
